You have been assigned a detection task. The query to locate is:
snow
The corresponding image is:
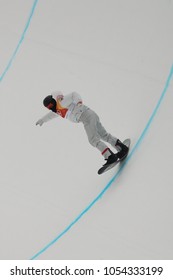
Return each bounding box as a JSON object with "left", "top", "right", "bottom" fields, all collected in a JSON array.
[{"left": 0, "top": 0, "right": 173, "bottom": 260}]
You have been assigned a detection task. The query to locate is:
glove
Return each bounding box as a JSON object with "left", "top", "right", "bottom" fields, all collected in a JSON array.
[
  {"left": 57, "top": 94, "right": 64, "bottom": 101},
  {"left": 36, "top": 119, "right": 44, "bottom": 126}
]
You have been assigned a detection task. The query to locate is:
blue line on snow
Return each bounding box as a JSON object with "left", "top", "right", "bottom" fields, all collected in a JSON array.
[
  {"left": 0, "top": 0, "right": 39, "bottom": 82},
  {"left": 31, "top": 64, "right": 173, "bottom": 260}
]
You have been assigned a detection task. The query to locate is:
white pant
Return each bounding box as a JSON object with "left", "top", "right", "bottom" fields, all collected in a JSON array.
[{"left": 79, "top": 108, "right": 118, "bottom": 159}]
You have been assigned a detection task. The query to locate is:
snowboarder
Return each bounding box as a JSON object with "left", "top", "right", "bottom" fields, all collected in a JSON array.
[{"left": 36, "top": 91, "right": 128, "bottom": 167}]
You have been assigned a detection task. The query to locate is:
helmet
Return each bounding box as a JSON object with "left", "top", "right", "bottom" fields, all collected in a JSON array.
[{"left": 43, "top": 95, "right": 57, "bottom": 112}]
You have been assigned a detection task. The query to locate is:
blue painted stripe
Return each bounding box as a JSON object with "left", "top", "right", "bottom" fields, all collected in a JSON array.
[
  {"left": 0, "top": 0, "right": 39, "bottom": 82},
  {"left": 30, "top": 64, "right": 173, "bottom": 260}
]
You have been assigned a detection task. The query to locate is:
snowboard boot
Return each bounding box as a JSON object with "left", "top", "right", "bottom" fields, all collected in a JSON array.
[
  {"left": 115, "top": 139, "right": 129, "bottom": 160},
  {"left": 103, "top": 149, "right": 119, "bottom": 167}
]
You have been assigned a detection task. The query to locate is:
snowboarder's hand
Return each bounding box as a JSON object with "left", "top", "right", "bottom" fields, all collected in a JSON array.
[
  {"left": 57, "top": 94, "right": 64, "bottom": 101},
  {"left": 36, "top": 119, "right": 44, "bottom": 126},
  {"left": 77, "top": 101, "right": 82, "bottom": 105}
]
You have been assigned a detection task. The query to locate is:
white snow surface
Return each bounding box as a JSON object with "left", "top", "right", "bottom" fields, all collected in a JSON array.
[{"left": 0, "top": 0, "right": 173, "bottom": 260}]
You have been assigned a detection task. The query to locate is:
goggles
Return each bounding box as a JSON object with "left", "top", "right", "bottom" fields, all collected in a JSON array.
[{"left": 47, "top": 102, "right": 57, "bottom": 112}]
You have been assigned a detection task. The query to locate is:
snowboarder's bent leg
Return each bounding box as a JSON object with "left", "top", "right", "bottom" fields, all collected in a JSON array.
[
  {"left": 80, "top": 109, "right": 112, "bottom": 159},
  {"left": 96, "top": 118, "right": 128, "bottom": 158},
  {"left": 96, "top": 119, "right": 118, "bottom": 147}
]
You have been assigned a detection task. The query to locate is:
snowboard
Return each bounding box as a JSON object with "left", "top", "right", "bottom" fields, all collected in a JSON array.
[{"left": 98, "top": 138, "right": 131, "bottom": 175}]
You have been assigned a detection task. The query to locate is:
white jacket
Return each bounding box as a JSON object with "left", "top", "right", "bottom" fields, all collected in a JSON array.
[{"left": 37, "top": 92, "right": 88, "bottom": 125}]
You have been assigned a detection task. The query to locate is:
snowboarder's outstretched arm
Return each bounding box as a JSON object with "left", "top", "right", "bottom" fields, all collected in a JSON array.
[{"left": 36, "top": 111, "right": 58, "bottom": 126}]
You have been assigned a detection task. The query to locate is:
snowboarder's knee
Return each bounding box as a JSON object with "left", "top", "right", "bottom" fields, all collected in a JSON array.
[{"left": 88, "top": 136, "right": 99, "bottom": 147}]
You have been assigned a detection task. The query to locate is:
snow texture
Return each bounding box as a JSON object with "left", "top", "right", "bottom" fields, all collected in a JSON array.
[{"left": 0, "top": 0, "right": 173, "bottom": 260}]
